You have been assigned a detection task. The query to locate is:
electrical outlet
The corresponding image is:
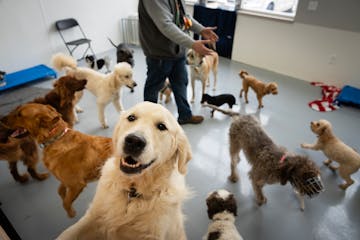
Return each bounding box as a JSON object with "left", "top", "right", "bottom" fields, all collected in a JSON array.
[{"left": 308, "top": 1, "right": 318, "bottom": 11}]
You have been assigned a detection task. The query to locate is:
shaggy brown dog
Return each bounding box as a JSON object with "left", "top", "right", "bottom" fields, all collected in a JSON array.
[
  {"left": 2, "top": 103, "right": 113, "bottom": 218},
  {"left": 32, "top": 76, "right": 87, "bottom": 128},
  {"left": 58, "top": 102, "right": 192, "bottom": 239},
  {"left": 239, "top": 70, "right": 278, "bottom": 109},
  {"left": 228, "top": 114, "right": 323, "bottom": 211},
  {"left": 0, "top": 122, "right": 48, "bottom": 183},
  {"left": 301, "top": 119, "right": 360, "bottom": 190}
]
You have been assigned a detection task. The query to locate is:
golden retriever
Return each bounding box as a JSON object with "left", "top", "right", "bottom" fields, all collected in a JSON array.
[
  {"left": 58, "top": 101, "right": 192, "bottom": 240},
  {"left": 32, "top": 76, "right": 87, "bottom": 128},
  {"left": 239, "top": 70, "right": 278, "bottom": 109},
  {"left": 2, "top": 103, "right": 113, "bottom": 217},
  {"left": 301, "top": 119, "right": 360, "bottom": 190},
  {"left": 186, "top": 49, "right": 219, "bottom": 103},
  {"left": 0, "top": 122, "right": 48, "bottom": 183},
  {"left": 52, "top": 52, "right": 137, "bottom": 128}
]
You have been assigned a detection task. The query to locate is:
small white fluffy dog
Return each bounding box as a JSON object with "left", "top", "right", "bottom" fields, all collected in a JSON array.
[
  {"left": 52, "top": 52, "right": 137, "bottom": 128},
  {"left": 301, "top": 119, "right": 360, "bottom": 190},
  {"left": 58, "top": 102, "right": 192, "bottom": 240},
  {"left": 203, "top": 189, "right": 243, "bottom": 240},
  {"left": 186, "top": 49, "right": 218, "bottom": 103}
]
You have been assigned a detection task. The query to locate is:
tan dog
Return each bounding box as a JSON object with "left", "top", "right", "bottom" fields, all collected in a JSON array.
[
  {"left": 186, "top": 49, "right": 218, "bottom": 103},
  {"left": 58, "top": 102, "right": 192, "bottom": 240},
  {"left": 159, "top": 78, "right": 172, "bottom": 104},
  {"left": 2, "top": 103, "right": 113, "bottom": 218},
  {"left": 239, "top": 70, "right": 278, "bottom": 109},
  {"left": 301, "top": 119, "right": 360, "bottom": 190},
  {"left": 52, "top": 52, "right": 137, "bottom": 129}
]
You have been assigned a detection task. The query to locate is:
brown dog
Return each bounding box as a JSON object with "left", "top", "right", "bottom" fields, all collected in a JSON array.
[
  {"left": 2, "top": 103, "right": 113, "bottom": 218},
  {"left": 239, "top": 70, "right": 278, "bottom": 109},
  {"left": 32, "top": 76, "right": 87, "bottom": 128},
  {"left": 228, "top": 114, "right": 323, "bottom": 211},
  {"left": 301, "top": 119, "right": 360, "bottom": 190},
  {"left": 186, "top": 49, "right": 219, "bottom": 103},
  {"left": 0, "top": 122, "right": 48, "bottom": 183},
  {"left": 159, "top": 78, "right": 172, "bottom": 104}
]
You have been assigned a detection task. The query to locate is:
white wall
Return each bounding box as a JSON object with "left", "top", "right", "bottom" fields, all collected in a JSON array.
[
  {"left": 232, "top": 14, "right": 360, "bottom": 88},
  {"left": 0, "top": 0, "right": 138, "bottom": 72}
]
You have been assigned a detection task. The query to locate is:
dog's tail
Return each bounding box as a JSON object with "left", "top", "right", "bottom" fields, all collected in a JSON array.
[
  {"left": 239, "top": 70, "right": 248, "bottom": 79},
  {"left": 51, "top": 52, "right": 77, "bottom": 72},
  {"left": 202, "top": 103, "right": 240, "bottom": 117},
  {"left": 108, "top": 37, "right": 118, "bottom": 48}
]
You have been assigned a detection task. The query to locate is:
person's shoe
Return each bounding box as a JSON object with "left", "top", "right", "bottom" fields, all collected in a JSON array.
[{"left": 178, "top": 115, "right": 204, "bottom": 125}]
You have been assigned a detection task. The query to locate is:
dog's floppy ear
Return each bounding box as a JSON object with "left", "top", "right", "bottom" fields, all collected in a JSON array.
[
  {"left": 239, "top": 70, "right": 248, "bottom": 79},
  {"left": 176, "top": 129, "right": 192, "bottom": 174}
]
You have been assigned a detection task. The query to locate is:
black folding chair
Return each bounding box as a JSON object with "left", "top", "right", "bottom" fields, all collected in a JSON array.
[{"left": 55, "top": 18, "right": 95, "bottom": 60}]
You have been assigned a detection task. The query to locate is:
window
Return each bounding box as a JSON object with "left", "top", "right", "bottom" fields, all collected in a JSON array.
[{"left": 240, "top": 0, "right": 299, "bottom": 20}]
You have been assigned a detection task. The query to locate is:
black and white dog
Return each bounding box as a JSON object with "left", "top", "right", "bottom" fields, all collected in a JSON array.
[
  {"left": 85, "top": 55, "right": 111, "bottom": 73},
  {"left": 204, "top": 189, "right": 243, "bottom": 240},
  {"left": 0, "top": 71, "right": 6, "bottom": 87},
  {"left": 201, "top": 93, "right": 236, "bottom": 117}
]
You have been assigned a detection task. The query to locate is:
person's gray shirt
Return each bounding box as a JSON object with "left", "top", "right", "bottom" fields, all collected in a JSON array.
[{"left": 138, "top": 0, "right": 204, "bottom": 59}]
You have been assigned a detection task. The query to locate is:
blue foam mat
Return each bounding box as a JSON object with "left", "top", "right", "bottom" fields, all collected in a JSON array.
[
  {"left": 335, "top": 85, "right": 360, "bottom": 108},
  {"left": 0, "top": 64, "right": 57, "bottom": 92}
]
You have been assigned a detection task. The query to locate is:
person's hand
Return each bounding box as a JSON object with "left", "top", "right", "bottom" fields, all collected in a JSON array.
[
  {"left": 200, "top": 27, "right": 219, "bottom": 42},
  {"left": 192, "top": 40, "right": 214, "bottom": 56}
]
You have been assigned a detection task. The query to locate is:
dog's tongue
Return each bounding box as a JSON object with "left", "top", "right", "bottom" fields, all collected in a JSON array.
[{"left": 10, "top": 128, "right": 27, "bottom": 138}]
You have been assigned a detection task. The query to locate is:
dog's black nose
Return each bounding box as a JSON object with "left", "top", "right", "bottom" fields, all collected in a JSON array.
[{"left": 124, "top": 133, "right": 146, "bottom": 156}]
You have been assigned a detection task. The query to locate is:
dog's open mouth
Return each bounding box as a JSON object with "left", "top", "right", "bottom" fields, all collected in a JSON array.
[
  {"left": 10, "top": 128, "right": 29, "bottom": 138},
  {"left": 120, "top": 156, "right": 155, "bottom": 174}
]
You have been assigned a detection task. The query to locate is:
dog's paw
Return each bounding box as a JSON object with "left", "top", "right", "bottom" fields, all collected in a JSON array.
[
  {"left": 67, "top": 208, "right": 76, "bottom": 218},
  {"left": 190, "top": 99, "right": 195, "bottom": 103},
  {"left": 256, "top": 196, "right": 267, "bottom": 206},
  {"left": 228, "top": 174, "right": 239, "bottom": 183},
  {"left": 33, "top": 172, "right": 49, "bottom": 181},
  {"left": 15, "top": 173, "right": 30, "bottom": 183},
  {"left": 339, "top": 183, "right": 349, "bottom": 190},
  {"left": 300, "top": 143, "right": 307, "bottom": 149},
  {"left": 75, "top": 107, "right": 84, "bottom": 113},
  {"left": 102, "top": 124, "right": 109, "bottom": 129}
]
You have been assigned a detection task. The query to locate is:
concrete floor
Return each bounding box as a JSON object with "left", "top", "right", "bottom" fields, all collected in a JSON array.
[{"left": 0, "top": 47, "right": 360, "bottom": 240}]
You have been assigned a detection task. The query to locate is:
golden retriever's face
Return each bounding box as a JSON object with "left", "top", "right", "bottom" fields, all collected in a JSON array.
[
  {"left": 114, "top": 62, "right": 137, "bottom": 89},
  {"left": 266, "top": 82, "right": 278, "bottom": 95},
  {"left": 113, "top": 102, "right": 192, "bottom": 176},
  {"left": 310, "top": 119, "right": 332, "bottom": 135},
  {"left": 186, "top": 49, "right": 203, "bottom": 66},
  {"left": 2, "top": 103, "right": 62, "bottom": 142}
]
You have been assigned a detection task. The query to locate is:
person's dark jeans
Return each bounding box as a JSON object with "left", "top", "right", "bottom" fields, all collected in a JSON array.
[{"left": 144, "top": 56, "right": 192, "bottom": 121}]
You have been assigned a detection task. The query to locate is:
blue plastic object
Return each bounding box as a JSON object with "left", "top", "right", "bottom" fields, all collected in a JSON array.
[
  {"left": 0, "top": 64, "right": 57, "bottom": 92},
  {"left": 335, "top": 85, "right": 360, "bottom": 108}
]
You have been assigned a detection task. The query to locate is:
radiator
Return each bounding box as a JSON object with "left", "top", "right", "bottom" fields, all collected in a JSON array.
[{"left": 121, "top": 16, "right": 139, "bottom": 46}]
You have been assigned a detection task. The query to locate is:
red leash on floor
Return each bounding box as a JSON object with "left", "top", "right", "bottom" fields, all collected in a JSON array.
[{"left": 308, "top": 82, "right": 341, "bottom": 112}]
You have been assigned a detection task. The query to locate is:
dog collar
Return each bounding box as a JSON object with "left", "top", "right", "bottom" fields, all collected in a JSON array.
[
  {"left": 279, "top": 153, "right": 288, "bottom": 164},
  {"left": 40, "top": 127, "right": 70, "bottom": 148},
  {"left": 126, "top": 187, "right": 142, "bottom": 202}
]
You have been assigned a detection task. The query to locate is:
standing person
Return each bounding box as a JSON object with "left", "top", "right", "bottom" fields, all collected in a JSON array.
[{"left": 138, "top": 0, "right": 218, "bottom": 125}]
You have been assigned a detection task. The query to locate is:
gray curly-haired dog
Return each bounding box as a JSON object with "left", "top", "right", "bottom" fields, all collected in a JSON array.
[
  {"left": 203, "top": 189, "right": 243, "bottom": 240},
  {"left": 202, "top": 103, "right": 324, "bottom": 211}
]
